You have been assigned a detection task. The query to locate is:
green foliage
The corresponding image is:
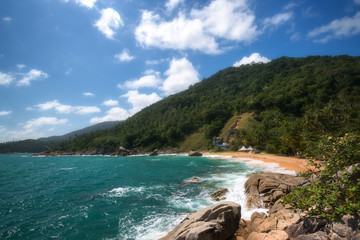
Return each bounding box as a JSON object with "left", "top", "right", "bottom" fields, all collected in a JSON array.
[
  {"left": 56, "top": 55, "right": 360, "bottom": 153},
  {"left": 283, "top": 133, "right": 360, "bottom": 221}
]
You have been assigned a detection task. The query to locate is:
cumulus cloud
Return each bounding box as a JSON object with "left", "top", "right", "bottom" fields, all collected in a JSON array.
[
  {"left": 17, "top": 69, "right": 48, "bottom": 87},
  {"left": 34, "top": 100, "right": 100, "bottom": 114},
  {"left": 0, "top": 111, "right": 12, "bottom": 116},
  {"left": 94, "top": 8, "right": 124, "bottom": 39},
  {"left": 114, "top": 49, "right": 135, "bottom": 62},
  {"left": 23, "top": 117, "right": 68, "bottom": 130},
  {"left": 165, "top": 0, "right": 184, "bottom": 12},
  {"left": 233, "top": 53, "right": 271, "bottom": 67},
  {"left": 120, "top": 71, "right": 162, "bottom": 89},
  {"left": 121, "top": 90, "right": 162, "bottom": 115},
  {"left": 0, "top": 72, "right": 15, "bottom": 85},
  {"left": 90, "top": 107, "right": 129, "bottom": 124},
  {"left": 135, "top": 0, "right": 258, "bottom": 54},
  {"left": 355, "top": 0, "right": 360, "bottom": 4},
  {"left": 103, "top": 99, "right": 119, "bottom": 106},
  {"left": 161, "top": 58, "right": 199, "bottom": 95},
  {"left": 308, "top": 12, "right": 360, "bottom": 43},
  {"left": 83, "top": 92, "right": 95, "bottom": 97}
]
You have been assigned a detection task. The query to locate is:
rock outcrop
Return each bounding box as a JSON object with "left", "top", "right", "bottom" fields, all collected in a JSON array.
[
  {"left": 244, "top": 172, "right": 310, "bottom": 209},
  {"left": 159, "top": 201, "right": 241, "bottom": 240},
  {"left": 185, "top": 177, "right": 200, "bottom": 183},
  {"left": 211, "top": 188, "right": 229, "bottom": 201},
  {"left": 188, "top": 151, "right": 203, "bottom": 157},
  {"left": 149, "top": 149, "right": 159, "bottom": 156}
]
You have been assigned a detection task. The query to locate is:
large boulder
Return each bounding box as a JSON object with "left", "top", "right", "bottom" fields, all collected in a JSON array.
[
  {"left": 116, "top": 146, "right": 130, "bottom": 156},
  {"left": 244, "top": 172, "right": 310, "bottom": 209},
  {"left": 159, "top": 201, "right": 241, "bottom": 240}
]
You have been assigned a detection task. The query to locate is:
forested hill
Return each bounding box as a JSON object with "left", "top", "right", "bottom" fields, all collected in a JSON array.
[
  {"left": 57, "top": 55, "right": 360, "bottom": 155},
  {"left": 0, "top": 121, "right": 120, "bottom": 153}
]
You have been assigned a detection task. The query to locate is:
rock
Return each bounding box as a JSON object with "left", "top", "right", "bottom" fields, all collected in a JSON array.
[
  {"left": 286, "top": 217, "right": 327, "bottom": 239},
  {"left": 149, "top": 149, "right": 159, "bottom": 156},
  {"left": 330, "top": 215, "right": 360, "bottom": 239},
  {"left": 211, "top": 188, "right": 229, "bottom": 201},
  {"left": 294, "top": 232, "right": 329, "bottom": 240},
  {"left": 188, "top": 151, "right": 203, "bottom": 157},
  {"left": 257, "top": 217, "right": 278, "bottom": 233},
  {"left": 158, "top": 201, "right": 241, "bottom": 240},
  {"left": 185, "top": 177, "right": 200, "bottom": 183},
  {"left": 245, "top": 172, "right": 310, "bottom": 209},
  {"left": 117, "top": 146, "right": 130, "bottom": 156}
]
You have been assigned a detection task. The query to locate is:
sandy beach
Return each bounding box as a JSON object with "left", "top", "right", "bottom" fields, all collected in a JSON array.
[{"left": 204, "top": 152, "right": 310, "bottom": 172}]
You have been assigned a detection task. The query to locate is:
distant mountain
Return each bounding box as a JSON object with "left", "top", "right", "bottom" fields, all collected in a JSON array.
[
  {"left": 56, "top": 55, "right": 360, "bottom": 155},
  {"left": 0, "top": 121, "right": 121, "bottom": 153}
]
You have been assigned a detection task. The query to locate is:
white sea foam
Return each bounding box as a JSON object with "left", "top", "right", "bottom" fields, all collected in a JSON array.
[{"left": 107, "top": 186, "right": 145, "bottom": 197}]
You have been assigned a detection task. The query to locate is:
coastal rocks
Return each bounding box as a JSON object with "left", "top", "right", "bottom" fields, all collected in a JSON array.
[
  {"left": 244, "top": 172, "right": 310, "bottom": 209},
  {"left": 149, "top": 149, "right": 159, "bottom": 156},
  {"left": 188, "top": 151, "right": 203, "bottom": 157},
  {"left": 185, "top": 177, "right": 200, "bottom": 183},
  {"left": 116, "top": 146, "right": 131, "bottom": 156},
  {"left": 286, "top": 214, "right": 360, "bottom": 240},
  {"left": 211, "top": 188, "right": 229, "bottom": 201},
  {"left": 159, "top": 201, "right": 241, "bottom": 240}
]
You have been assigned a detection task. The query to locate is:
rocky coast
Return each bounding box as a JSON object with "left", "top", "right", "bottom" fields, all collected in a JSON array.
[{"left": 159, "top": 156, "right": 360, "bottom": 240}]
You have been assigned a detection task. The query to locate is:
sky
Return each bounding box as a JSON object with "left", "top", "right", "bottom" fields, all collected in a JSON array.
[{"left": 1, "top": 0, "right": 360, "bottom": 142}]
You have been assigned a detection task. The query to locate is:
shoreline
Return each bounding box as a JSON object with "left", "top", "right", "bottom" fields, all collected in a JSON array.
[{"left": 203, "top": 152, "right": 310, "bottom": 172}]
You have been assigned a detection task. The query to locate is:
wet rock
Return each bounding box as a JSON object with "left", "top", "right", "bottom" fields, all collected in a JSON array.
[
  {"left": 185, "top": 177, "right": 200, "bottom": 183},
  {"left": 158, "top": 201, "right": 241, "bottom": 240},
  {"left": 211, "top": 188, "right": 229, "bottom": 201}
]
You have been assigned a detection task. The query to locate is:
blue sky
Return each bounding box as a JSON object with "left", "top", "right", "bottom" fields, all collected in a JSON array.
[{"left": 1, "top": 0, "right": 360, "bottom": 142}]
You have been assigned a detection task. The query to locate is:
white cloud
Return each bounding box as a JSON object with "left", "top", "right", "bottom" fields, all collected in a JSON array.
[
  {"left": 114, "top": 49, "right": 135, "bottom": 62},
  {"left": 161, "top": 57, "right": 199, "bottom": 95},
  {"left": 83, "top": 92, "right": 95, "bottom": 97},
  {"left": 23, "top": 117, "right": 68, "bottom": 130},
  {"left": 2, "top": 17, "right": 12, "bottom": 23},
  {"left": 63, "top": 0, "right": 97, "bottom": 8},
  {"left": 65, "top": 68, "right": 72, "bottom": 75},
  {"left": 90, "top": 107, "right": 129, "bottom": 124},
  {"left": 263, "top": 12, "right": 293, "bottom": 28},
  {"left": 233, "top": 53, "right": 271, "bottom": 67},
  {"left": 308, "top": 12, "right": 360, "bottom": 43},
  {"left": 17, "top": 69, "right": 48, "bottom": 87},
  {"left": 94, "top": 8, "right": 124, "bottom": 39},
  {"left": 35, "top": 100, "right": 100, "bottom": 114},
  {"left": 16, "top": 64, "right": 27, "bottom": 69},
  {"left": 103, "top": 99, "right": 119, "bottom": 106},
  {"left": 0, "top": 72, "right": 15, "bottom": 85},
  {"left": 120, "top": 71, "right": 162, "bottom": 89},
  {"left": 0, "top": 111, "right": 12, "bottom": 116},
  {"left": 165, "top": 0, "right": 184, "bottom": 12},
  {"left": 355, "top": 0, "right": 360, "bottom": 5},
  {"left": 135, "top": 0, "right": 258, "bottom": 54},
  {"left": 121, "top": 90, "right": 162, "bottom": 115}
]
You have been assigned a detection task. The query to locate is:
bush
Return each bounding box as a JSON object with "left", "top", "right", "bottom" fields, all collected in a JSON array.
[{"left": 283, "top": 133, "right": 360, "bottom": 221}]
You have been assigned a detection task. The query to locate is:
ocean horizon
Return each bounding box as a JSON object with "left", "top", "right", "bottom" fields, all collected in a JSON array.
[{"left": 0, "top": 154, "right": 294, "bottom": 240}]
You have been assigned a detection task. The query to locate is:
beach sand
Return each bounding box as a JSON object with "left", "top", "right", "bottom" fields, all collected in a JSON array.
[{"left": 204, "top": 152, "right": 310, "bottom": 172}]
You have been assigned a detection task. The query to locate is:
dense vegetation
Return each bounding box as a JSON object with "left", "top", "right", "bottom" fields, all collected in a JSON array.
[
  {"left": 57, "top": 55, "right": 360, "bottom": 155},
  {"left": 283, "top": 133, "right": 360, "bottom": 220}
]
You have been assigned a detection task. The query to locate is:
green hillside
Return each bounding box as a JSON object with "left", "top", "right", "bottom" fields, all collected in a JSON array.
[
  {"left": 0, "top": 121, "right": 120, "bottom": 153},
  {"left": 56, "top": 55, "right": 360, "bottom": 155}
]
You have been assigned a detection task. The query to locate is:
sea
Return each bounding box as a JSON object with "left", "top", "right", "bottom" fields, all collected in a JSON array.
[{"left": 0, "top": 154, "right": 295, "bottom": 240}]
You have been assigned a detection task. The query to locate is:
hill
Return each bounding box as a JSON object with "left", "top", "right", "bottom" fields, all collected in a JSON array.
[
  {"left": 0, "top": 121, "right": 120, "bottom": 153},
  {"left": 56, "top": 55, "right": 360, "bottom": 155}
]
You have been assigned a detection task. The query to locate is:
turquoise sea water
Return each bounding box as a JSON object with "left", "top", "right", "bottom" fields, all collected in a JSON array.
[{"left": 0, "top": 154, "right": 291, "bottom": 240}]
